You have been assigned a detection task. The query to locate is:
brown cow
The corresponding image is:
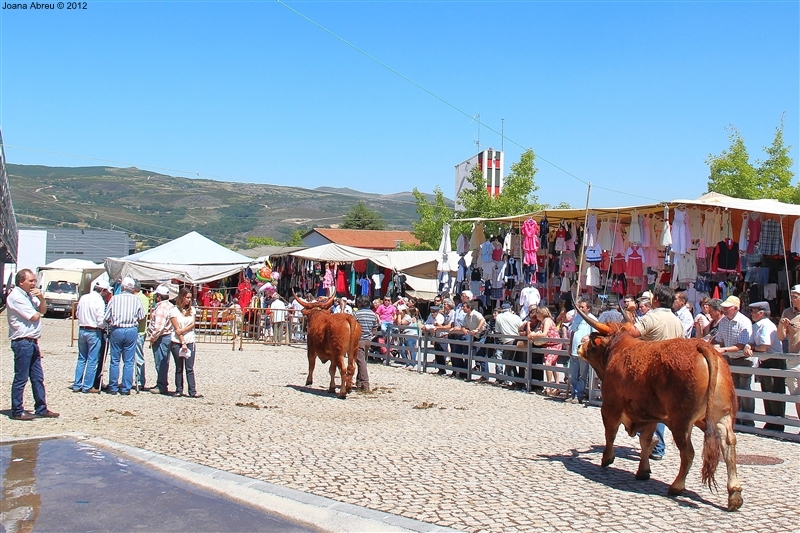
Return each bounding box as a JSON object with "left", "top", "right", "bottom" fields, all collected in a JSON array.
[
  {"left": 294, "top": 295, "right": 361, "bottom": 399},
  {"left": 575, "top": 307, "right": 743, "bottom": 511}
]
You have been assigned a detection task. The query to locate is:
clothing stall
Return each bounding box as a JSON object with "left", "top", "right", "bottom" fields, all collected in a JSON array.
[{"left": 460, "top": 192, "right": 800, "bottom": 317}]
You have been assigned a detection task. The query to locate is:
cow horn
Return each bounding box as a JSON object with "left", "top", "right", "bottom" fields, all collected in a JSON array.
[
  {"left": 574, "top": 301, "right": 613, "bottom": 336},
  {"left": 292, "top": 291, "right": 312, "bottom": 309}
]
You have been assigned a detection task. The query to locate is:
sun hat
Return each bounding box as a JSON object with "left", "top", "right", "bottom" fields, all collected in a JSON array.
[{"left": 720, "top": 295, "right": 741, "bottom": 308}]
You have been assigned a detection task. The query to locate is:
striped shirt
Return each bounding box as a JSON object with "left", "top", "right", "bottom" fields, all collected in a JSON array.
[
  {"left": 105, "top": 291, "right": 144, "bottom": 328},
  {"left": 354, "top": 308, "right": 379, "bottom": 340}
]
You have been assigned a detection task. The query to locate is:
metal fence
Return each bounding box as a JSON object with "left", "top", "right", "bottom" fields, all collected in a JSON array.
[{"left": 69, "top": 309, "right": 799, "bottom": 442}]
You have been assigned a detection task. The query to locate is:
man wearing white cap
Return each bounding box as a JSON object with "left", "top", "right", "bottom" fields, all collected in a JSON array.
[
  {"left": 103, "top": 277, "right": 144, "bottom": 395},
  {"left": 712, "top": 295, "right": 754, "bottom": 426},
  {"left": 146, "top": 285, "right": 174, "bottom": 395},
  {"left": 72, "top": 279, "right": 110, "bottom": 393},
  {"left": 745, "top": 301, "right": 785, "bottom": 431},
  {"left": 777, "top": 285, "right": 800, "bottom": 419}
]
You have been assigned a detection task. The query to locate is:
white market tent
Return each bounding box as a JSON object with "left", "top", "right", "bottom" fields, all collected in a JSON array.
[
  {"left": 105, "top": 231, "right": 255, "bottom": 285},
  {"left": 38, "top": 258, "right": 107, "bottom": 279}
]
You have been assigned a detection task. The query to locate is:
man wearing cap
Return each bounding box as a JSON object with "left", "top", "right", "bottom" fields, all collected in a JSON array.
[
  {"left": 147, "top": 285, "right": 174, "bottom": 395},
  {"left": 133, "top": 281, "right": 150, "bottom": 390},
  {"left": 448, "top": 291, "right": 477, "bottom": 379},
  {"left": 6, "top": 269, "right": 59, "bottom": 420},
  {"left": 712, "top": 295, "right": 754, "bottom": 427},
  {"left": 626, "top": 285, "right": 684, "bottom": 459},
  {"left": 353, "top": 296, "right": 378, "bottom": 391},
  {"left": 72, "top": 279, "right": 111, "bottom": 393},
  {"left": 598, "top": 301, "right": 623, "bottom": 324},
  {"left": 778, "top": 285, "right": 800, "bottom": 419},
  {"left": 104, "top": 277, "right": 145, "bottom": 395},
  {"left": 745, "top": 301, "right": 785, "bottom": 431}
]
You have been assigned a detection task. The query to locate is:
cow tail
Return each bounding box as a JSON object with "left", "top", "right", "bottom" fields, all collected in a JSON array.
[{"left": 700, "top": 344, "right": 721, "bottom": 491}]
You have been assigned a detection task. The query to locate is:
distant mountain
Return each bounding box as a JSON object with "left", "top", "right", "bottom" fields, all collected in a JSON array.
[{"left": 7, "top": 164, "right": 454, "bottom": 248}]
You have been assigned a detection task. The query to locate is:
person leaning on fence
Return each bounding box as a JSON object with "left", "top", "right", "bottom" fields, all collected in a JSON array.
[
  {"left": 448, "top": 291, "right": 476, "bottom": 379},
  {"left": 133, "top": 280, "right": 150, "bottom": 390},
  {"left": 745, "top": 301, "right": 786, "bottom": 431},
  {"left": 460, "top": 299, "right": 486, "bottom": 374},
  {"left": 147, "top": 285, "right": 174, "bottom": 395},
  {"left": 567, "top": 298, "right": 596, "bottom": 404},
  {"left": 712, "top": 295, "right": 754, "bottom": 427},
  {"left": 270, "top": 295, "right": 288, "bottom": 343},
  {"left": 432, "top": 298, "right": 455, "bottom": 375},
  {"left": 777, "top": 285, "right": 800, "bottom": 419},
  {"left": 527, "top": 305, "right": 563, "bottom": 396},
  {"left": 353, "top": 296, "right": 378, "bottom": 391}
]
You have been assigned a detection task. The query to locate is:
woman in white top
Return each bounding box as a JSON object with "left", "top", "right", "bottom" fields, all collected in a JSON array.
[{"left": 170, "top": 287, "right": 203, "bottom": 398}]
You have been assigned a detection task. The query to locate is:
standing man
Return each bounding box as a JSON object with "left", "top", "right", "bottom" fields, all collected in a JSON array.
[
  {"left": 6, "top": 269, "right": 59, "bottom": 420},
  {"left": 72, "top": 280, "right": 110, "bottom": 393},
  {"left": 494, "top": 302, "right": 523, "bottom": 384},
  {"left": 712, "top": 296, "right": 754, "bottom": 427},
  {"left": 432, "top": 298, "right": 455, "bottom": 375},
  {"left": 104, "top": 277, "right": 144, "bottom": 395},
  {"left": 598, "top": 301, "right": 623, "bottom": 324},
  {"left": 448, "top": 291, "right": 474, "bottom": 379},
  {"left": 777, "top": 285, "right": 800, "bottom": 419},
  {"left": 353, "top": 296, "right": 378, "bottom": 391},
  {"left": 568, "top": 298, "right": 596, "bottom": 404},
  {"left": 133, "top": 281, "right": 150, "bottom": 390},
  {"left": 626, "top": 285, "right": 685, "bottom": 459},
  {"left": 147, "top": 285, "right": 174, "bottom": 395},
  {"left": 673, "top": 291, "right": 694, "bottom": 338},
  {"left": 745, "top": 301, "right": 785, "bottom": 431},
  {"left": 518, "top": 284, "right": 541, "bottom": 321}
]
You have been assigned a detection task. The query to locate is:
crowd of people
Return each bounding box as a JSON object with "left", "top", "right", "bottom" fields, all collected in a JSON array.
[{"left": 6, "top": 267, "right": 799, "bottom": 439}]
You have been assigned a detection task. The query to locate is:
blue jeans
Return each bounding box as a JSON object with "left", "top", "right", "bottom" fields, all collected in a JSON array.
[
  {"left": 10, "top": 339, "right": 48, "bottom": 416},
  {"left": 152, "top": 335, "right": 171, "bottom": 392},
  {"left": 74, "top": 328, "right": 102, "bottom": 392},
  {"left": 569, "top": 355, "right": 590, "bottom": 401},
  {"left": 401, "top": 334, "right": 417, "bottom": 365},
  {"left": 653, "top": 423, "right": 666, "bottom": 456},
  {"left": 135, "top": 332, "right": 146, "bottom": 387},
  {"left": 108, "top": 327, "right": 138, "bottom": 393}
]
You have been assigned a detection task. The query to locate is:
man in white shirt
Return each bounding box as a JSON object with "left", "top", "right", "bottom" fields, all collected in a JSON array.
[
  {"left": 7, "top": 269, "right": 59, "bottom": 420},
  {"left": 672, "top": 291, "right": 694, "bottom": 338},
  {"left": 72, "top": 280, "right": 110, "bottom": 393},
  {"left": 494, "top": 302, "right": 523, "bottom": 383},
  {"left": 745, "top": 301, "right": 785, "bottom": 431},
  {"left": 270, "top": 296, "right": 288, "bottom": 343}
]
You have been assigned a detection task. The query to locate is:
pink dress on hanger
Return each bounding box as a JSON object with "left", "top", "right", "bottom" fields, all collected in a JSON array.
[{"left": 521, "top": 219, "right": 540, "bottom": 265}]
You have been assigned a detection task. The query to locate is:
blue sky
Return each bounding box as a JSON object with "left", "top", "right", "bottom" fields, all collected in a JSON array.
[{"left": 1, "top": 0, "right": 798, "bottom": 211}]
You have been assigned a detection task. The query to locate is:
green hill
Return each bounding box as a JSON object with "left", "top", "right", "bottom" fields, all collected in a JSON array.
[{"left": 7, "top": 164, "right": 453, "bottom": 248}]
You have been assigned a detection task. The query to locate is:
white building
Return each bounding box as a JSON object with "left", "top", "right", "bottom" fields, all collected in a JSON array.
[{"left": 454, "top": 148, "right": 504, "bottom": 211}]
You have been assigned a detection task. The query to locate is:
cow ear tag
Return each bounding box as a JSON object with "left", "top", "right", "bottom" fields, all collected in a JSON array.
[{"left": 593, "top": 337, "right": 603, "bottom": 346}]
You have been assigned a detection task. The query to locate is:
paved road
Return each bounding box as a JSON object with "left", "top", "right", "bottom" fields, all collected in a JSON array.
[{"left": 1, "top": 318, "right": 798, "bottom": 533}]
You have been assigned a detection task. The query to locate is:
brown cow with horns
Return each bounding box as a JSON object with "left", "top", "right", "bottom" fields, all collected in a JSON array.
[
  {"left": 293, "top": 294, "right": 361, "bottom": 399},
  {"left": 575, "top": 304, "right": 743, "bottom": 511}
]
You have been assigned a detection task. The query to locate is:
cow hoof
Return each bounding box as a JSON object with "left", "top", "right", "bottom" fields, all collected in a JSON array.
[
  {"left": 727, "top": 491, "right": 743, "bottom": 511},
  {"left": 328, "top": 387, "right": 336, "bottom": 394},
  {"left": 601, "top": 457, "right": 615, "bottom": 468},
  {"left": 305, "top": 380, "right": 312, "bottom": 387},
  {"left": 635, "top": 470, "right": 651, "bottom": 481},
  {"left": 667, "top": 486, "right": 684, "bottom": 496}
]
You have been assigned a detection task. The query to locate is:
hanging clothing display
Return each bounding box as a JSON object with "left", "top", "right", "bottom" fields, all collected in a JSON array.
[
  {"left": 597, "top": 218, "right": 613, "bottom": 251},
  {"left": 628, "top": 211, "right": 642, "bottom": 245},
  {"left": 670, "top": 208, "right": 691, "bottom": 254},
  {"left": 585, "top": 213, "right": 598, "bottom": 248},
  {"left": 759, "top": 218, "right": 783, "bottom": 256}
]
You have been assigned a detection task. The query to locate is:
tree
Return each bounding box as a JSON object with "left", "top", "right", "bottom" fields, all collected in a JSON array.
[
  {"left": 411, "top": 186, "right": 453, "bottom": 248},
  {"left": 340, "top": 201, "right": 387, "bottom": 230},
  {"left": 706, "top": 119, "right": 798, "bottom": 203}
]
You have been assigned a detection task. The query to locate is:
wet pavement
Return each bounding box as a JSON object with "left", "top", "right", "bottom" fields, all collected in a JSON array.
[{"left": 0, "top": 437, "right": 317, "bottom": 533}]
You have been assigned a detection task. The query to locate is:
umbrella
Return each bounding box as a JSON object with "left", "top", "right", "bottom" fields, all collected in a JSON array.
[{"left": 437, "top": 223, "right": 452, "bottom": 272}]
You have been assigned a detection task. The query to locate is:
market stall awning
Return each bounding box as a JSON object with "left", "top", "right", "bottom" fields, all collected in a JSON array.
[{"left": 105, "top": 231, "right": 255, "bottom": 285}]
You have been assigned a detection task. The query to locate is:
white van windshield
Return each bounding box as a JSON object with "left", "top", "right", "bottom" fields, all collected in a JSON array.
[{"left": 46, "top": 281, "right": 78, "bottom": 294}]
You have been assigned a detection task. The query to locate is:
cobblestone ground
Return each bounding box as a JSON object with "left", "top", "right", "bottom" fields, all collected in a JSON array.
[{"left": 1, "top": 318, "right": 798, "bottom": 533}]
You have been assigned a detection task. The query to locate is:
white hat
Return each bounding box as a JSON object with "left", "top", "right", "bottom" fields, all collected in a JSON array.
[
  {"left": 720, "top": 295, "right": 741, "bottom": 308},
  {"left": 792, "top": 285, "right": 800, "bottom": 294},
  {"left": 94, "top": 279, "right": 110, "bottom": 291},
  {"left": 155, "top": 285, "right": 170, "bottom": 297},
  {"left": 121, "top": 277, "right": 135, "bottom": 290},
  {"left": 748, "top": 301, "right": 770, "bottom": 312}
]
